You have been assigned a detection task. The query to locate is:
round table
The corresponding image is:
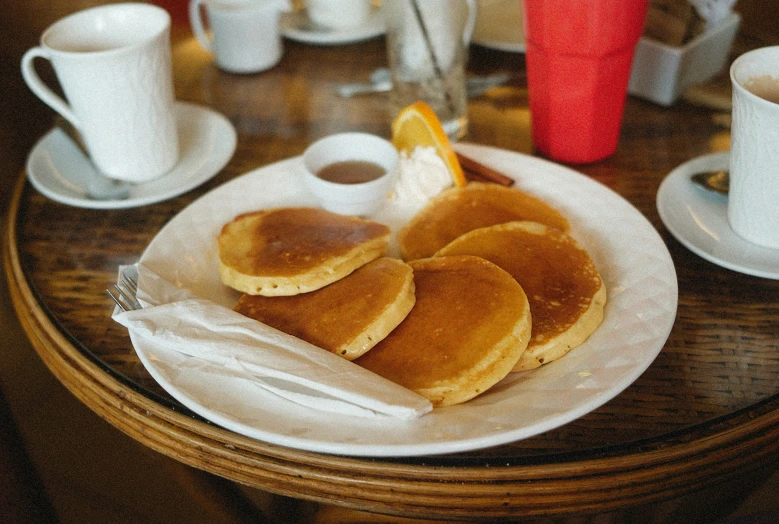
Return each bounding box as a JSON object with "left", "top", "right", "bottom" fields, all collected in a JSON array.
[{"left": 4, "top": 29, "right": 779, "bottom": 522}]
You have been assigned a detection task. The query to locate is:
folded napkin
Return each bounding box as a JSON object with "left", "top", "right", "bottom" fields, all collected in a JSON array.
[{"left": 112, "top": 264, "right": 432, "bottom": 419}]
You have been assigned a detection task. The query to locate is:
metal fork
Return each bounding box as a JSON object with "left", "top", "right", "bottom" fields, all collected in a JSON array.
[{"left": 107, "top": 273, "right": 141, "bottom": 312}]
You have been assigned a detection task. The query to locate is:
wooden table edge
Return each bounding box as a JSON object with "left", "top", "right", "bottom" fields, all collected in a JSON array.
[{"left": 5, "top": 173, "right": 779, "bottom": 520}]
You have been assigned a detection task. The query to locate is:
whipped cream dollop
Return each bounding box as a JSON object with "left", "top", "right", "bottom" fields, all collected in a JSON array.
[
  {"left": 390, "top": 146, "right": 452, "bottom": 211},
  {"left": 370, "top": 146, "right": 453, "bottom": 256}
]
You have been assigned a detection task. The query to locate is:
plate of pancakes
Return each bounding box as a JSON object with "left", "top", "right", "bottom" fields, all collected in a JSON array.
[{"left": 134, "top": 143, "right": 677, "bottom": 457}]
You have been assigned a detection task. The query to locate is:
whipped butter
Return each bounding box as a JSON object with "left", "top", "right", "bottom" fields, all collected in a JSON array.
[
  {"left": 370, "top": 146, "right": 453, "bottom": 256},
  {"left": 389, "top": 146, "right": 452, "bottom": 211}
]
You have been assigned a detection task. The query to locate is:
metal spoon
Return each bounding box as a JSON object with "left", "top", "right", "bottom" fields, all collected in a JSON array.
[
  {"left": 691, "top": 170, "right": 729, "bottom": 196},
  {"left": 336, "top": 67, "right": 510, "bottom": 98},
  {"left": 336, "top": 68, "right": 392, "bottom": 98},
  {"left": 55, "top": 119, "right": 131, "bottom": 201}
]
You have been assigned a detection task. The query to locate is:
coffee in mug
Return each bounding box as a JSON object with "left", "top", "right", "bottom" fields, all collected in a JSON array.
[{"left": 743, "top": 75, "right": 779, "bottom": 104}]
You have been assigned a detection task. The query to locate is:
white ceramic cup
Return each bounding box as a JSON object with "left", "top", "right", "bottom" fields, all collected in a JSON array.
[
  {"left": 728, "top": 46, "right": 779, "bottom": 249},
  {"left": 302, "top": 133, "right": 399, "bottom": 216},
  {"left": 190, "top": 0, "right": 288, "bottom": 74},
  {"left": 21, "top": 3, "right": 179, "bottom": 183},
  {"left": 307, "top": 0, "right": 372, "bottom": 30}
]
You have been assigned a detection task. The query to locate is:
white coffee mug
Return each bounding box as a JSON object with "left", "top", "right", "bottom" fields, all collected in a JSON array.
[
  {"left": 190, "top": 0, "right": 289, "bottom": 74},
  {"left": 728, "top": 46, "right": 779, "bottom": 249},
  {"left": 307, "top": 0, "right": 372, "bottom": 30},
  {"left": 21, "top": 3, "right": 179, "bottom": 183}
]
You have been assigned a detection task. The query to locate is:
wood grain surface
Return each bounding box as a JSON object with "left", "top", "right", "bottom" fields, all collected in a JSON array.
[{"left": 4, "top": 21, "right": 779, "bottom": 522}]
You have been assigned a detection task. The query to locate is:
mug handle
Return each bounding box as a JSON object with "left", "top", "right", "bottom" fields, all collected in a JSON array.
[
  {"left": 463, "top": 0, "right": 477, "bottom": 45},
  {"left": 189, "top": 0, "right": 214, "bottom": 52},
  {"left": 21, "top": 47, "right": 81, "bottom": 129}
]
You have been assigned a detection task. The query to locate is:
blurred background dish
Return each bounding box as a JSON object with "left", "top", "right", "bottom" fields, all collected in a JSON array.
[
  {"left": 280, "top": 3, "right": 385, "bottom": 45},
  {"left": 628, "top": 12, "right": 740, "bottom": 106},
  {"left": 472, "top": 0, "right": 525, "bottom": 52}
]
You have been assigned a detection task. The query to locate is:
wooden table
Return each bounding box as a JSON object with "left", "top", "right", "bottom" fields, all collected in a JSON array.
[{"left": 5, "top": 26, "right": 779, "bottom": 522}]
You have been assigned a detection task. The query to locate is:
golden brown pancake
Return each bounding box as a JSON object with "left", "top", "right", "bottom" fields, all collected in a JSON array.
[
  {"left": 218, "top": 207, "right": 390, "bottom": 296},
  {"left": 435, "top": 221, "right": 606, "bottom": 371},
  {"left": 233, "top": 258, "right": 415, "bottom": 360},
  {"left": 354, "top": 255, "right": 531, "bottom": 407},
  {"left": 398, "top": 182, "right": 571, "bottom": 261}
]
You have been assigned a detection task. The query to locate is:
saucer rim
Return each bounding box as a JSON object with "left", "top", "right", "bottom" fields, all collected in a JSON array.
[
  {"left": 656, "top": 151, "right": 779, "bottom": 280},
  {"left": 26, "top": 101, "right": 236, "bottom": 210}
]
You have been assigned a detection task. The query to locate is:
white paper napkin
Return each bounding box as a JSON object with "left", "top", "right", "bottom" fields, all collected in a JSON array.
[{"left": 112, "top": 263, "right": 432, "bottom": 419}]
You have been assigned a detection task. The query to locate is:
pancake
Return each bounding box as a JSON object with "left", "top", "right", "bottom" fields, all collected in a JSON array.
[
  {"left": 218, "top": 207, "right": 390, "bottom": 296},
  {"left": 435, "top": 221, "right": 606, "bottom": 371},
  {"left": 398, "top": 182, "right": 571, "bottom": 261},
  {"left": 354, "top": 255, "right": 531, "bottom": 407},
  {"left": 234, "top": 258, "right": 415, "bottom": 360}
]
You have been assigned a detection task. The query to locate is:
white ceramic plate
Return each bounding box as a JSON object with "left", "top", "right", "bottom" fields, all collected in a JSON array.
[
  {"left": 472, "top": 0, "right": 525, "bottom": 53},
  {"left": 280, "top": 6, "right": 385, "bottom": 46},
  {"left": 133, "top": 143, "right": 677, "bottom": 457},
  {"left": 26, "top": 102, "right": 236, "bottom": 210},
  {"left": 657, "top": 151, "right": 779, "bottom": 279}
]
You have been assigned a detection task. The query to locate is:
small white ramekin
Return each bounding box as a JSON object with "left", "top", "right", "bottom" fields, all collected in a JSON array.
[{"left": 302, "top": 132, "right": 398, "bottom": 216}]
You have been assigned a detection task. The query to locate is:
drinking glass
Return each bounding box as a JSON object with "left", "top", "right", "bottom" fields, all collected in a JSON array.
[{"left": 383, "top": 0, "right": 477, "bottom": 140}]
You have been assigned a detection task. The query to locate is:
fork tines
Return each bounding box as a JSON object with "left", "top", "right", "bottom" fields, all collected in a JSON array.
[
  {"left": 122, "top": 273, "right": 138, "bottom": 295},
  {"left": 107, "top": 273, "right": 141, "bottom": 312}
]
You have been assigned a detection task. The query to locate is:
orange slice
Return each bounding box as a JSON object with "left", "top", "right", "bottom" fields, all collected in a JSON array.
[{"left": 391, "top": 101, "right": 467, "bottom": 187}]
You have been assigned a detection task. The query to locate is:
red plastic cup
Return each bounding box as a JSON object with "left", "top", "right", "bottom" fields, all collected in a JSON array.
[{"left": 523, "top": 0, "right": 649, "bottom": 164}]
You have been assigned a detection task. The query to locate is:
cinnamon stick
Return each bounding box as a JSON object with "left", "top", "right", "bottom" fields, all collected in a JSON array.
[{"left": 456, "top": 152, "right": 515, "bottom": 187}]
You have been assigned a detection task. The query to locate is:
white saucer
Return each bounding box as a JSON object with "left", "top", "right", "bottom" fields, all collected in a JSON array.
[
  {"left": 26, "top": 102, "right": 236, "bottom": 210},
  {"left": 280, "top": 6, "right": 385, "bottom": 46},
  {"left": 656, "top": 151, "right": 779, "bottom": 279},
  {"left": 472, "top": 0, "right": 525, "bottom": 53}
]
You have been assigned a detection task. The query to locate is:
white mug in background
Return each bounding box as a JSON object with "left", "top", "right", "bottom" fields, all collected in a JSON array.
[
  {"left": 307, "top": 0, "right": 372, "bottom": 30},
  {"left": 190, "top": 0, "right": 289, "bottom": 74},
  {"left": 728, "top": 46, "right": 779, "bottom": 249},
  {"left": 383, "top": 0, "right": 477, "bottom": 140},
  {"left": 21, "top": 3, "right": 179, "bottom": 183}
]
